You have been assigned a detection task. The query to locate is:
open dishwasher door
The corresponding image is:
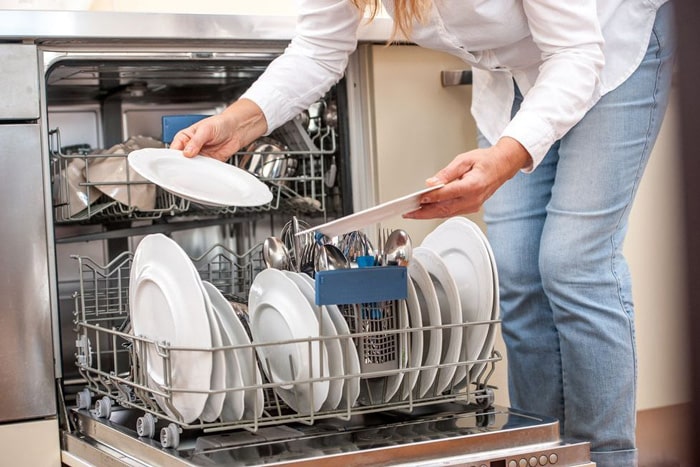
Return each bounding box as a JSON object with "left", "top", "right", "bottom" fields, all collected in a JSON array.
[{"left": 65, "top": 404, "right": 594, "bottom": 466}]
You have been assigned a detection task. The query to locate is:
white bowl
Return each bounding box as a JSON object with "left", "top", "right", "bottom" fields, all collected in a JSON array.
[
  {"left": 85, "top": 136, "right": 163, "bottom": 210},
  {"left": 59, "top": 158, "right": 101, "bottom": 217}
]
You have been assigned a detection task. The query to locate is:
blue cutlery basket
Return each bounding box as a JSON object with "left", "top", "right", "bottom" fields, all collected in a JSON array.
[
  {"left": 315, "top": 267, "right": 407, "bottom": 373},
  {"left": 161, "top": 114, "right": 209, "bottom": 144}
]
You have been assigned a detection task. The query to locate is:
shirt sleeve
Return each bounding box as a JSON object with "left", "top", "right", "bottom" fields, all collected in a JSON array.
[
  {"left": 500, "top": 0, "right": 606, "bottom": 172},
  {"left": 240, "top": 0, "right": 362, "bottom": 134}
]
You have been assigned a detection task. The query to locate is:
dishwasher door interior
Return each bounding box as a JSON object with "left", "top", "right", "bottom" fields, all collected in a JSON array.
[{"left": 64, "top": 404, "right": 594, "bottom": 466}]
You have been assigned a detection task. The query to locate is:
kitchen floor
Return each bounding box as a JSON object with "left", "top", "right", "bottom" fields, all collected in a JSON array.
[{"left": 637, "top": 403, "right": 692, "bottom": 467}]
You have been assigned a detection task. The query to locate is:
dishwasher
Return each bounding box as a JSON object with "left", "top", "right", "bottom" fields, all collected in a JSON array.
[{"left": 0, "top": 10, "right": 594, "bottom": 467}]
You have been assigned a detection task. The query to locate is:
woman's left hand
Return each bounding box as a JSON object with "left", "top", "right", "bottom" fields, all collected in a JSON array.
[{"left": 404, "top": 137, "right": 532, "bottom": 219}]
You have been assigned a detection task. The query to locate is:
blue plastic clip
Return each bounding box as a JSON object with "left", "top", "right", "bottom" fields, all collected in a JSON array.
[{"left": 161, "top": 115, "right": 209, "bottom": 144}]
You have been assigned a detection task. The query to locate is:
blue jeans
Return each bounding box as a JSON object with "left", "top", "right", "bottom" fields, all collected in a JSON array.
[{"left": 481, "top": 4, "right": 675, "bottom": 467}]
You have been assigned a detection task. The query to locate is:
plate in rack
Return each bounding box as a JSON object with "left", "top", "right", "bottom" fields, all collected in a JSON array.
[
  {"left": 129, "top": 233, "right": 212, "bottom": 424},
  {"left": 421, "top": 217, "right": 495, "bottom": 388},
  {"left": 248, "top": 268, "right": 330, "bottom": 414},
  {"left": 412, "top": 247, "right": 463, "bottom": 394},
  {"left": 407, "top": 256, "right": 442, "bottom": 398}
]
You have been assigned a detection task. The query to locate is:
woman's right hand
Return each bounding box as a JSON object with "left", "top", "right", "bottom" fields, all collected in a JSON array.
[{"left": 170, "top": 98, "right": 268, "bottom": 162}]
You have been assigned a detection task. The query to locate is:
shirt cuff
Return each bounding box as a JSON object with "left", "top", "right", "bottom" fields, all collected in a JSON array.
[
  {"left": 501, "top": 110, "right": 556, "bottom": 173},
  {"left": 240, "top": 84, "right": 290, "bottom": 136}
]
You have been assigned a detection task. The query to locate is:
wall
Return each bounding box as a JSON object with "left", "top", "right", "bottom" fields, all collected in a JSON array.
[{"left": 625, "top": 87, "right": 689, "bottom": 409}]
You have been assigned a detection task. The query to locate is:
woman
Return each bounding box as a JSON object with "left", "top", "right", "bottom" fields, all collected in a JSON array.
[{"left": 171, "top": 1, "right": 675, "bottom": 465}]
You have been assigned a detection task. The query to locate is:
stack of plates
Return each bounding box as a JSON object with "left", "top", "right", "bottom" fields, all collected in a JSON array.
[
  {"left": 248, "top": 268, "right": 362, "bottom": 413},
  {"left": 129, "top": 234, "right": 263, "bottom": 424},
  {"left": 408, "top": 216, "right": 499, "bottom": 397}
]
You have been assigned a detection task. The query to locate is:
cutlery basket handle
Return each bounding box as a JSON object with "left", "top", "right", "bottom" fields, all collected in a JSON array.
[{"left": 314, "top": 266, "right": 407, "bottom": 305}]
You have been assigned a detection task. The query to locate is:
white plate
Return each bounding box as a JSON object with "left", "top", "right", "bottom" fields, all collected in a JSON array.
[
  {"left": 198, "top": 280, "right": 227, "bottom": 422},
  {"left": 129, "top": 234, "right": 212, "bottom": 424},
  {"left": 248, "top": 268, "right": 329, "bottom": 414},
  {"left": 407, "top": 258, "right": 442, "bottom": 398},
  {"left": 413, "top": 247, "right": 463, "bottom": 394},
  {"left": 58, "top": 157, "right": 101, "bottom": 217},
  {"left": 128, "top": 148, "right": 273, "bottom": 207},
  {"left": 296, "top": 185, "right": 444, "bottom": 238},
  {"left": 298, "top": 274, "right": 361, "bottom": 409},
  {"left": 283, "top": 271, "right": 344, "bottom": 411},
  {"left": 465, "top": 225, "right": 500, "bottom": 386},
  {"left": 202, "top": 281, "right": 250, "bottom": 421},
  {"left": 421, "top": 217, "right": 494, "bottom": 387},
  {"left": 400, "top": 277, "right": 423, "bottom": 400}
]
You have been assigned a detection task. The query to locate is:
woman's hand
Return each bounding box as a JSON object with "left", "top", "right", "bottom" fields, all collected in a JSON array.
[
  {"left": 170, "top": 98, "right": 268, "bottom": 161},
  {"left": 404, "top": 137, "right": 532, "bottom": 219}
]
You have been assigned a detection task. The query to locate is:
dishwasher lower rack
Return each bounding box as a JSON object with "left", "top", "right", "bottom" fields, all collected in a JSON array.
[{"left": 70, "top": 249, "right": 501, "bottom": 449}]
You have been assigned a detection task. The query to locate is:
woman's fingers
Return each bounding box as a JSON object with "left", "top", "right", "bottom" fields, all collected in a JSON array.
[
  {"left": 169, "top": 129, "right": 191, "bottom": 151},
  {"left": 170, "top": 122, "right": 209, "bottom": 157},
  {"left": 406, "top": 175, "right": 485, "bottom": 219}
]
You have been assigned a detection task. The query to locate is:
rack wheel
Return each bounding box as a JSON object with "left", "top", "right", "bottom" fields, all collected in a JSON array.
[
  {"left": 75, "top": 388, "right": 92, "bottom": 410},
  {"left": 476, "top": 410, "right": 496, "bottom": 428},
  {"left": 474, "top": 386, "right": 495, "bottom": 409},
  {"left": 136, "top": 413, "right": 157, "bottom": 438},
  {"left": 94, "top": 396, "right": 112, "bottom": 419},
  {"left": 160, "top": 423, "right": 180, "bottom": 449}
]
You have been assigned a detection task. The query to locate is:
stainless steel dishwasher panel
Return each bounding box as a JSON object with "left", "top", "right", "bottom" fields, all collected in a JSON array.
[
  {"left": 0, "top": 44, "right": 40, "bottom": 120},
  {"left": 0, "top": 124, "right": 57, "bottom": 422}
]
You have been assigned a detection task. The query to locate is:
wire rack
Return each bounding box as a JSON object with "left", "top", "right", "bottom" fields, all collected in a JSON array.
[
  {"left": 50, "top": 113, "right": 335, "bottom": 224},
  {"left": 71, "top": 247, "right": 501, "bottom": 448}
]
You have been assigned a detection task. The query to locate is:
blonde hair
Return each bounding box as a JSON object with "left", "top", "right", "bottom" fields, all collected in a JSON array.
[{"left": 351, "top": 0, "right": 432, "bottom": 41}]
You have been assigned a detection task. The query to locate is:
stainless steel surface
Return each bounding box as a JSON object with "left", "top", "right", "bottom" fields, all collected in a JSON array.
[
  {"left": 315, "top": 243, "right": 350, "bottom": 271},
  {"left": 440, "top": 69, "right": 473, "bottom": 87},
  {"left": 382, "top": 229, "right": 412, "bottom": 267},
  {"left": 0, "top": 10, "right": 392, "bottom": 43},
  {"left": 394, "top": 442, "right": 593, "bottom": 466},
  {"left": 67, "top": 405, "right": 592, "bottom": 466},
  {"left": 0, "top": 44, "right": 40, "bottom": 120},
  {"left": 292, "top": 216, "right": 303, "bottom": 271},
  {"left": 262, "top": 236, "right": 291, "bottom": 270},
  {"left": 0, "top": 124, "right": 57, "bottom": 422},
  {"left": 63, "top": 432, "right": 150, "bottom": 467}
]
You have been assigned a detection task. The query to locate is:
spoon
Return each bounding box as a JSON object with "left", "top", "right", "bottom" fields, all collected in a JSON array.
[
  {"left": 384, "top": 229, "right": 412, "bottom": 267},
  {"left": 315, "top": 244, "right": 350, "bottom": 271},
  {"left": 262, "top": 236, "right": 291, "bottom": 270},
  {"left": 340, "top": 230, "right": 374, "bottom": 263},
  {"left": 292, "top": 216, "right": 303, "bottom": 271}
]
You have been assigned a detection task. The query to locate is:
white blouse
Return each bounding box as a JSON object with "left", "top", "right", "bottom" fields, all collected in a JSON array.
[{"left": 242, "top": 0, "right": 668, "bottom": 171}]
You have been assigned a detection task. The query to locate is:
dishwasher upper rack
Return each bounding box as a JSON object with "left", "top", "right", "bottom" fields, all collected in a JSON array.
[
  {"left": 70, "top": 249, "right": 501, "bottom": 448},
  {"left": 49, "top": 116, "right": 335, "bottom": 224}
]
